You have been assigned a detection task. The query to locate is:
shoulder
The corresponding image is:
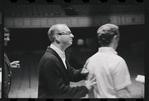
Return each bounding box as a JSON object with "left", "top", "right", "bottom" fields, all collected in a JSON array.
[
  {"left": 39, "top": 51, "right": 58, "bottom": 66},
  {"left": 43, "top": 51, "right": 57, "bottom": 60},
  {"left": 88, "top": 52, "right": 99, "bottom": 61},
  {"left": 38, "top": 52, "right": 59, "bottom": 69},
  {"left": 114, "top": 55, "right": 127, "bottom": 66},
  {"left": 107, "top": 55, "right": 127, "bottom": 69},
  {"left": 109, "top": 55, "right": 128, "bottom": 72},
  {"left": 112, "top": 54, "right": 125, "bottom": 62}
]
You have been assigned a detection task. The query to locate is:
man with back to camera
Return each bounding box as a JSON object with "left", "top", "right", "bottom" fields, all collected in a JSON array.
[
  {"left": 38, "top": 23, "right": 96, "bottom": 98},
  {"left": 84, "top": 23, "right": 144, "bottom": 98},
  {"left": 3, "top": 28, "right": 20, "bottom": 98}
]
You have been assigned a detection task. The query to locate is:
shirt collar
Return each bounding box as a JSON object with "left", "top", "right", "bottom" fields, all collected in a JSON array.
[
  {"left": 50, "top": 44, "right": 65, "bottom": 58},
  {"left": 98, "top": 47, "right": 117, "bottom": 55}
]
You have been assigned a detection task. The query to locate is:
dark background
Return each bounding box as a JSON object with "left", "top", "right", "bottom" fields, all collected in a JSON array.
[{"left": 6, "top": 25, "right": 145, "bottom": 52}]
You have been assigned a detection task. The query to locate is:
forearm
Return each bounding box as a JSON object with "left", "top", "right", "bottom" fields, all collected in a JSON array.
[
  {"left": 126, "top": 83, "right": 144, "bottom": 98},
  {"left": 69, "top": 68, "right": 87, "bottom": 82},
  {"left": 57, "top": 84, "right": 88, "bottom": 98},
  {"left": 116, "top": 88, "right": 132, "bottom": 98}
]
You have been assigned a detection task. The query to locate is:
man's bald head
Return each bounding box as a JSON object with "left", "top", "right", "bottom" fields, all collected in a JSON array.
[{"left": 47, "top": 24, "right": 70, "bottom": 42}]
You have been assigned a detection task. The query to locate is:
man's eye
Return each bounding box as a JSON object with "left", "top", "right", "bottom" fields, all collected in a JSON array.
[{"left": 4, "top": 36, "right": 8, "bottom": 38}]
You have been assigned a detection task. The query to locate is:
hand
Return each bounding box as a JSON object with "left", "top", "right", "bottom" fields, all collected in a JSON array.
[
  {"left": 81, "top": 58, "right": 90, "bottom": 75},
  {"left": 83, "top": 58, "right": 90, "bottom": 69},
  {"left": 10, "top": 61, "right": 20, "bottom": 68},
  {"left": 81, "top": 67, "right": 89, "bottom": 74},
  {"left": 81, "top": 65, "right": 90, "bottom": 80},
  {"left": 85, "top": 75, "right": 97, "bottom": 91}
]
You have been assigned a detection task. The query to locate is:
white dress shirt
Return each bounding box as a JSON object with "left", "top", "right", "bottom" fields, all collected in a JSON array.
[
  {"left": 50, "top": 44, "right": 67, "bottom": 69},
  {"left": 86, "top": 47, "right": 132, "bottom": 98}
]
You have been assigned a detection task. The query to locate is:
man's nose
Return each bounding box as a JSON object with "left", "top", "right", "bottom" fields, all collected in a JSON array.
[{"left": 70, "top": 34, "right": 74, "bottom": 38}]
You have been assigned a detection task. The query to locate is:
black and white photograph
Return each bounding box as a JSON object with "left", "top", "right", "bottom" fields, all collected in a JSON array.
[{"left": 3, "top": 3, "right": 145, "bottom": 99}]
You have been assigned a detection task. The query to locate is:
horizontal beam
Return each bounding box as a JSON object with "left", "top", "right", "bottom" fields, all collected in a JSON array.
[{"left": 4, "top": 13, "right": 144, "bottom": 28}]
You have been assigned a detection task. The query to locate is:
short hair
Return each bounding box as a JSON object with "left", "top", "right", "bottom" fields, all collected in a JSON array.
[
  {"left": 97, "top": 24, "right": 119, "bottom": 46},
  {"left": 47, "top": 24, "right": 67, "bottom": 42},
  {"left": 4, "top": 27, "right": 10, "bottom": 33}
]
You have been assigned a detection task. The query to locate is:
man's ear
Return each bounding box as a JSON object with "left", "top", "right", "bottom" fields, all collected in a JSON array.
[
  {"left": 55, "top": 34, "right": 60, "bottom": 44},
  {"left": 113, "top": 35, "right": 117, "bottom": 39},
  {"left": 113, "top": 35, "right": 119, "bottom": 41}
]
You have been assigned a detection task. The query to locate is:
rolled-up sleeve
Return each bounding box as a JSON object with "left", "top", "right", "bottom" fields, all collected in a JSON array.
[{"left": 112, "top": 58, "right": 132, "bottom": 90}]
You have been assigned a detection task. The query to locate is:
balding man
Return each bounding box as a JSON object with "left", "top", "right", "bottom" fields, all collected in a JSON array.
[
  {"left": 38, "top": 24, "right": 96, "bottom": 98},
  {"left": 85, "top": 24, "right": 143, "bottom": 98}
]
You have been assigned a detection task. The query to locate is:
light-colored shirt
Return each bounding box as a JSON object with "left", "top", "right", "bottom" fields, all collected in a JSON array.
[
  {"left": 86, "top": 47, "right": 132, "bottom": 98},
  {"left": 50, "top": 44, "right": 67, "bottom": 69}
]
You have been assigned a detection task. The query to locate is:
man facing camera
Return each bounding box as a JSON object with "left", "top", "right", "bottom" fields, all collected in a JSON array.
[
  {"left": 85, "top": 24, "right": 143, "bottom": 98},
  {"left": 38, "top": 24, "right": 96, "bottom": 98},
  {"left": 3, "top": 28, "right": 20, "bottom": 98}
]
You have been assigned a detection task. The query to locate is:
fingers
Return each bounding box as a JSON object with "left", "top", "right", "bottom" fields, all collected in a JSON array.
[
  {"left": 87, "top": 73, "right": 96, "bottom": 83},
  {"left": 83, "top": 63, "right": 88, "bottom": 69},
  {"left": 11, "top": 61, "right": 20, "bottom": 65},
  {"left": 91, "top": 82, "right": 97, "bottom": 86},
  {"left": 88, "top": 77, "right": 97, "bottom": 86},
  {"left": 89, "top": 74, "right": 96, "bottom": 81},
  {"left": 11, "top": 65, "right": 17, "bottom": 68},
  {"left": 13, "top": 61, "right": 20, "bottom": 64},
  {"left": 11, "top": 61, "right": 20, "bottom": 68},
  {"left": 81, "top": 68, "right": 89, "bottom": 74},
  {"left": 90, "top": 76, "right": 96, "bottom": 82},
  {"left": 84, "top": 58, "right": 90, "bottom": 68},
  {"left": 11, "top": 64, "right": 20, "bottom": 68}
]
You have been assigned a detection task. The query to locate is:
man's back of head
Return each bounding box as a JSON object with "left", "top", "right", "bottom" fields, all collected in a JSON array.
[{"left": 97, "top": 23, "right": 119, "bottom": 48}]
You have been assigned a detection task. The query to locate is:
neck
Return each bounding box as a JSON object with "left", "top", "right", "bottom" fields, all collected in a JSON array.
[
  {"left": 103, "top": 43, "right": 116, "bottom": 50},
  {"left": 52, "top": 43, "right": 66, "bottom": 52},
  {"left": 110, "top": 42, "right": 117, "bottom": 50}
]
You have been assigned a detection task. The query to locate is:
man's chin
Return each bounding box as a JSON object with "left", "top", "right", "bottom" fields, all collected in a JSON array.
[
  {"left": 66, "top": 43, "right": 72, "bottom": 48},
  {"left": 4, "top": 43, "right": 8, "bottom": 46}
]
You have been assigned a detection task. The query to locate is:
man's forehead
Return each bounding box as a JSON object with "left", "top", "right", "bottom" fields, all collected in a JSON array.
[{"left": 58, "top": 25, "right": 70, "bottom": 32}]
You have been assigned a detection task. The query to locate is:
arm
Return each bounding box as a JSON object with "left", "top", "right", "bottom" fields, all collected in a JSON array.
[
  {"left": 111, "top": 58, "right": 132, "bottom": 98},
  {"left": 67, "top": 61, "right": 88, "bottom": 82},
  {"left": 116, "top": 87, "right": 132, "bottom": 98},
  {"left": 125, "top": 81, "right": 144, "bottom": 98},
  {"left": 86, "top": 73, "right": 98, "bottom": 98},
  {"left": 111, "top": 57, "right": 144, "bottom": 98},
  {"left": 116, "top": 83, "right": 144, "bottom": 98},
  {"left": 41, "top": 57, "right": 88, "bottom": 98}
]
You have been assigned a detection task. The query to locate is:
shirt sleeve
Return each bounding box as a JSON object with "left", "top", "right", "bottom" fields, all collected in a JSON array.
[
  {"left": 111, "top": 58, "right": 132, "bottom": 90},
  {"left": 85, "top": 58, "right": 95, "bottom": 80},
  {"left": 85, "top": 59, "right": 98, "bottom": 97}
]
